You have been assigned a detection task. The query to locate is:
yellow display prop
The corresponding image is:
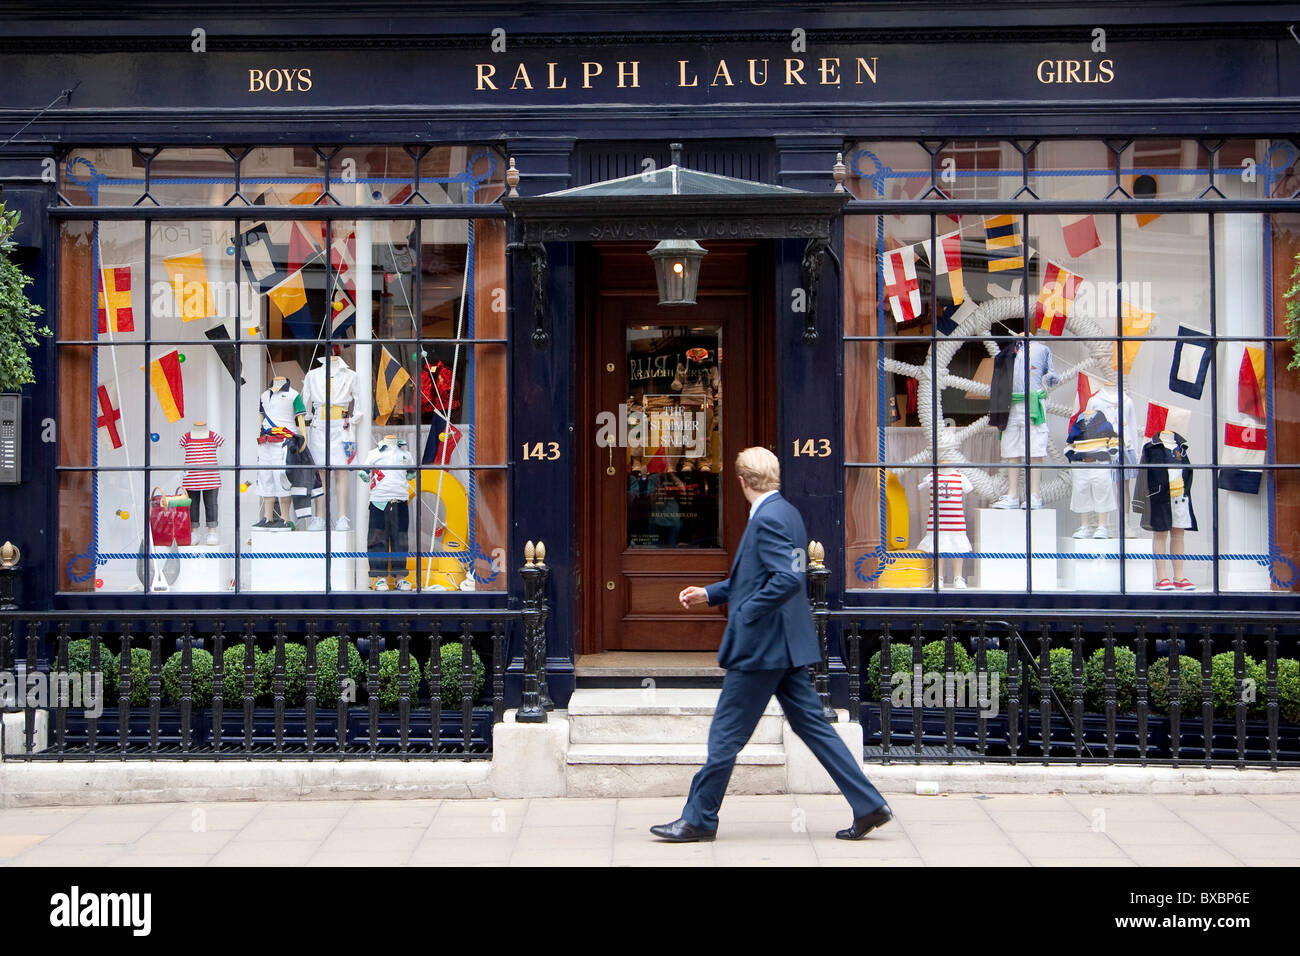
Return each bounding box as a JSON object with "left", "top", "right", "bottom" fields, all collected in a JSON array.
[
  {"left": 406, "top": 469, "right": 471, "bottom": 591},
  {"left": 884, "top": 470, "right": 908, "bottom": 550}
]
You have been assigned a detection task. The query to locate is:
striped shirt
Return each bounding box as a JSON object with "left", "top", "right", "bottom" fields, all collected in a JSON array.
[
  {"left": 180, "top": 431, "right": 224, "bottom": 490},
  {"left": 920, "top": 471, "right": 971, "bottom": 533}
]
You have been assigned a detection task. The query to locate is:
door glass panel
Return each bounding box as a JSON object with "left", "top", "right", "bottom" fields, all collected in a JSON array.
[{"left": 626, "top": 324, "right": 722, "bottom": 548}]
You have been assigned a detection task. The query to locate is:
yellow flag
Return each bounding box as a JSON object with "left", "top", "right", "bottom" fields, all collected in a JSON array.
[
  {"left": 163, "top": 249, "right": 215, "bottom": 322},
  {"left": 1112, "top": 302, "right": 1155, "bottom": 376}
]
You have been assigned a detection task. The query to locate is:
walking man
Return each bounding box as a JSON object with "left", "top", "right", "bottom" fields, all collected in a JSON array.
[{"left": 650, "top": 446, "right": 892, "bottom": 842}]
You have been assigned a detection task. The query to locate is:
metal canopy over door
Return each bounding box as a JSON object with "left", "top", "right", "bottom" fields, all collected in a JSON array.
[{"left": 586, "top": 241, "right": 767, "bottom": 651}]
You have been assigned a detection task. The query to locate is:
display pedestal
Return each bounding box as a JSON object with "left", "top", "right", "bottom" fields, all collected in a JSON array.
[
  {"left": 1057, "top": 534, "right": 1154, "bottom": 592},
  {"left": 975, "top": 508, "right": 1057, "bottom": 591},
  {"left": 170, "top": 545, "right": 233, "bottom": 592},
  {"left": 244, "top": 529, "right": 354, "bottom": 592}
]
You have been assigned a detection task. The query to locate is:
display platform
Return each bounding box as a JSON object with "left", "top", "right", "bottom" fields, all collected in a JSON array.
[
  {"left": 975, "top": 508, "right": 1057, "bottom": 591},
  {"left": 1057, "top": 534, "right": 1155, "bottom": 592},
  {"left": 169, "top": 545, "right": 234, "bottom": 592},
  {"left": 243, "top": 529, "right": 355, "bottom": 591}
]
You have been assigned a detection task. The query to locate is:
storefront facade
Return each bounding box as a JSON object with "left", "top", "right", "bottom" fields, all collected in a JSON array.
[{"left": 1, "top": 2, "right": 1298, "bottom": 712}]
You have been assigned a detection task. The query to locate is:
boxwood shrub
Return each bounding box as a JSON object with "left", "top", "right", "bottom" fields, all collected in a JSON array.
[
  {"left": 1083, "top": 646, "right": 1139, "bottom": 714},
  {"left": 1147, "top": 655, "right": 1203, "bottom": 715},
  {"left": 65, "top": 638, "right": 119, "bottom": 701},
  {"left": 220, "top": 643, "right": 273, "bottom": 705},
  {"left": 377, "top": 650, "right": 424, "bottom": 710},
  {"left": 161, "top": 648, "right": 215, "bottom": 707},
  {"left": 427, "top": 642, "right": 486, "bottom": 707},
  {"left": 313, "top": 636, "right": 365, "bottom": 706},
  {"left": 1272, "top": 658, "right": 1300, "bottom": 723},
  {"left": 1209, "top": 651, "right": 1267, "bottom": 719}
]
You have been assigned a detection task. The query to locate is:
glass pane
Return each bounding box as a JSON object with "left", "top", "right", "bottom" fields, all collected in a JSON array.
[
  {"left": 626, "top": 325, "right": 722, "bottom": 549},
  {"left": 1028, "top": 140, "right": 1116, "bottom": 200}
]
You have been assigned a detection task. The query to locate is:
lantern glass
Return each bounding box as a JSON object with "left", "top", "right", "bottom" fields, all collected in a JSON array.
[{"left": 648, "top": 240, "right": 707, "bottom": 305}]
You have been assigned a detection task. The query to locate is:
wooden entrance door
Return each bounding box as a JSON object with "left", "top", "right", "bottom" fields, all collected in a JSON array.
[{"left": 579, "top": 241, "right": 772, "bottom": 652}]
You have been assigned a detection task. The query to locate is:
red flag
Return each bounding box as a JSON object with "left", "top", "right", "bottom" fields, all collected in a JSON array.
[
  {"left": 1058, "top": 214, "right": 1101, "bottom": 257},
  {"left": 1144, "top": 400, "right": 1192, "bottom": 439},
  {"left": 1223, "top": 421, "right": 1267, "bottom": 464},
  {"left": 1238, "top": 346, "right": 1266, "bottom": 418},
  {"left": 1034, "top": 261, "right": 1081, "bottom": 336},
  {"left": 883, "top": 244, "right": 921, "bottom": 324},
  {"left": 96, "top": 265, "right": 135, "bottom": 333},
  {"left": 96, "top": 384, "right": 123, "bottom": 449}
]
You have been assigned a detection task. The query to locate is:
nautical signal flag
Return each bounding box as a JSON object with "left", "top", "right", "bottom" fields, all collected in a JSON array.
[
  {"left": 96, "top": 265, "right": 135, "bottom": 334},
  {"left": 1058, "top": 214, "right": 1101, "bottom": 258},
  {"left": 96, "top": 382, "right": 123, "bottom": 450},
  {"left": 374, "top": 347, "right": 411, "bottom": 427},
  {"left": 1222, "top": 420, "right": 1267, "bottom": 495},
  {"left": 883, "top": 244, "right": 921, "bottom": 324},
  {"left": 1238, "top": 346, "right": 1266, "bottom": 418},
  {"left": 1144, "top": 400, "right": 1192, "bottom": 439},
  {"left": 330, "top": 291, "right": 356, "bottom": 338},
  {"left": 1034, "top": 261, "right": 1082, "bottom": 336},
  {"left": 146, "top": 350, "right": 185, "bottom": 423},
  {"left": 238, "top": 223, "right": 287, "bottom": 294},
  {"left": 162, "top": 250, "right": 216, "bottom": 322},
  {"left": 330, "top": 232, "right": 357, "bottom": 296},
  {"left": 1112, "top": 302, "right": 1155, "bottom": 376},
  {"left": 1169, "top": 325, "right": 1211, "bottom": 401},
  {"left": 425, "top": 422, "right": 464, "bottom": 466},
  {"left": 921, "top": 231, "right": 965, "bottom": 305},
  {"left": 983, "top": 215, "right": 1024, "bottom": 273},
  {"left": 267, "top": 270, "right": 315, "bottom": 341}
]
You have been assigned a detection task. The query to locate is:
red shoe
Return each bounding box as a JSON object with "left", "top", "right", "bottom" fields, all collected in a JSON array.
[
  {"left": 1155, "top": 578, "right": 1175, "bottom": 591},
  {"left": 1173, "top": 578, "right": 1196, "bottom": 590}
]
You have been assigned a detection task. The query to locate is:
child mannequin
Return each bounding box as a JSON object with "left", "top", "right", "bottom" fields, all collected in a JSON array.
[
  {"left": 360, "top": 434, "right": 416, "bottom": 591},
  {"left": 1136, "top": 429, "right": 1197, "bottom": 590},
  {"left": 990, "top": 339, "right": 1059, "bottom": 510},
  {"left": 254, "top": 374, "right": 307, "bottom": 530},
  {"left": 179, "top": 420, "right": 223, "bottom": 546},
  {"left": 918, "top": 444, "right": 973, "bottom": 589}
]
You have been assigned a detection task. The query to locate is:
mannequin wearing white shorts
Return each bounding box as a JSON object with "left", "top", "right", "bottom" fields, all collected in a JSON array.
[
  {"left": 1065, "top": 407, "right": 1120, "bottom": 536},
  {"left": 302, "top": 355, "right": 358, "bottom": 531}
]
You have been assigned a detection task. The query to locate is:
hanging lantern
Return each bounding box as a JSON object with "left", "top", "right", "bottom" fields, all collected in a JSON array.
[{"left": 647, "top": 239, "right": 707, "bottom": 305}]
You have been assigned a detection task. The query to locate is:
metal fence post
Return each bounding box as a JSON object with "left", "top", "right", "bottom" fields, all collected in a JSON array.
[
  {"left": 516, "top": 540, "right": 548, "bottom": 723},
  {"left": 807, "top": 540, "right": 835, "bottom": 722}
]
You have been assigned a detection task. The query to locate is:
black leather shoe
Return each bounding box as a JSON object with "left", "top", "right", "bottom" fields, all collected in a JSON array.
[
  {"left": 835, "top": 804, "right": 893, "bottom": 840},
  {"left": 649, "top": 818, "right": 717, "bottom": 842}
]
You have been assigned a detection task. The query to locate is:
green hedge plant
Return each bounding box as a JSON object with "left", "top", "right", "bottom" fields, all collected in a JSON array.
[
  {"left": 377, "top": 650, "right": 424, "bottom": 710},
  {"left": 1147, "top": 655, "right": 1203, "bottom": 715},
  {"left": 64, "top": 638, "right": 119, "bottom": 701},
  {"left": 314, "top": 636, "right": 365, "bottom": 706},
  {"left": 1083, "top": 647, "right": 1139, "bottom": 714},
  {"left": 161, "top": 648, "right": 215, "bottom": 707},
  {"left": 427, "top": 642, "right": 486, "bottom": 707},
  {"left": 220, "top": 644, "right": 273, "bottom": 705}
]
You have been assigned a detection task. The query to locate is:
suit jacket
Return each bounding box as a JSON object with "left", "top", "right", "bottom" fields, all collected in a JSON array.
[{"left": 704, "top": 491, "right": 820, "bottom": 671}]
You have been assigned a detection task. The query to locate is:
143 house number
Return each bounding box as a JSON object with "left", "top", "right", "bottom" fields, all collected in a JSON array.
[
  {"left": 522, "top": 441, "right": 561, "bottom": 460},
  {"left": 792, "top": 439, "right": 832, "bottom": 457}
]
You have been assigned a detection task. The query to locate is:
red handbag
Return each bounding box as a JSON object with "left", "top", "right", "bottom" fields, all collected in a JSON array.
[{"left": 149, "top": 486, "right": 193, "bottom": 547}]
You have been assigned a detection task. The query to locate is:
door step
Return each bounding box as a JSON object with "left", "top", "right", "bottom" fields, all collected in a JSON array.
[
  {"left": 574, "top": 652, "right": 724, "bottom": 688},
  {"left": 568, "top": 688, "right": 782, "bottom": 744}
]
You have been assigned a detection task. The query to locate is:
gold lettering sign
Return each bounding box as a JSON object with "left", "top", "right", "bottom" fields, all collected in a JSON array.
[
  {"left": 248, "top": 68, "right": 313, "bottom": 92},
  {"left": 476, "top": 55, "right": 880, "bottom": 91},
  {"left": 1035, "top": 58, "right": 1114, "bottom": 84}
]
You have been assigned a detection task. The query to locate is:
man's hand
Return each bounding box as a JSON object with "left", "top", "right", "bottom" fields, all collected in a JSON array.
[{"left": 679, "top": 586, "right": 709, "bottom": 609}]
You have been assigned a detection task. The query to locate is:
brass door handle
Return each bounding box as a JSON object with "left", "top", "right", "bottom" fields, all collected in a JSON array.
[{"left": 606, "top": 446, "right": 615, "bottom": 476}]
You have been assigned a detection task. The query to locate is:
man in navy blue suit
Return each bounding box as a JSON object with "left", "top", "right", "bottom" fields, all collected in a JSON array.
[{"left": 650, "top": 446, "right": 892, "bottom": 842}]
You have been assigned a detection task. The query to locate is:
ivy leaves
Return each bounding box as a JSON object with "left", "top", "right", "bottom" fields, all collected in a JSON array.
[{"left": 0, "top": 203, "right": 50, "bottom": 391}]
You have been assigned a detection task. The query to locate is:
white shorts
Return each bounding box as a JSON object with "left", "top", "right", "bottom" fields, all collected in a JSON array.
[
  {"left": 1070, "top": 466, "right": 1117, "bottom": 513},
  {"left": 308, "top": 419, "right": 356, "bottom": 471},
  {"left": 1000, "top": 403, "right": 1048, "bottom": 459},
  {"left": 255, "top": 440, "right": 291, "bottom": 498}
]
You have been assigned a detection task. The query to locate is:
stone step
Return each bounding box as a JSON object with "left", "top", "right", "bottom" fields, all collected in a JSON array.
[
  {"left": 565, "top": 742, "right": 787, "bottom": 798},
  {"left": 566, "top": 688, "right": 784, "bottom": 745}
]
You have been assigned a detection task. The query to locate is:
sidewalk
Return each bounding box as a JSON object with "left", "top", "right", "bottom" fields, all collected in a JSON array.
[{"left": 2, "top": 792, "right": 1298, "bottom": 866}]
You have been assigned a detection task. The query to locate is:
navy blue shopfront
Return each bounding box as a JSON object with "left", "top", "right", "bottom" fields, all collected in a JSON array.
[{"left": 1, "top": 2, "right": 1299, "bottom": 731}]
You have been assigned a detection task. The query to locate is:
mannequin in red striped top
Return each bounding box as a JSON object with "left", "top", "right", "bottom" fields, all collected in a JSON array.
[{"left": 917, "top": 442, "right": 973, "bottom": 589}]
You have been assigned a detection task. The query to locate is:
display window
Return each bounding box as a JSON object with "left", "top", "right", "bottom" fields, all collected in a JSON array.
[
  {"left": 843, "top": 140, "right": 1300, "bottom": 595},
  {"left": 56, "top": 146, "right": 507, "bottom": 594}
]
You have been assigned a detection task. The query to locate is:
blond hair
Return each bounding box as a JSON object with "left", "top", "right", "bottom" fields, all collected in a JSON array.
[{"left": 734, "top": 446, "right": 780, "bottom": 493}]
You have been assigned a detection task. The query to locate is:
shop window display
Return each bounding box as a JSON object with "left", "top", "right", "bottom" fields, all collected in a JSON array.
[
  {"left": 843, "top": 138, "right": 1300, "bottom": 594},
  {"left": 56, "top": 146, "right": 508, "bottom": 594}
]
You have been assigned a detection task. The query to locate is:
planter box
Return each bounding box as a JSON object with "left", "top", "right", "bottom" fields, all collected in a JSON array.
[
  {"left": 58, "top": 706, "right": 210, "bottom": 752},
  {"left": 861, "top": 703, "right": 1010, "bottom": 756}
]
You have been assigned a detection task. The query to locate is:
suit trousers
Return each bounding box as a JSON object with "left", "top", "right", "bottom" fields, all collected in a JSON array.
[{"left": 682, "top": 665, "right": 886, "bottom": 831}]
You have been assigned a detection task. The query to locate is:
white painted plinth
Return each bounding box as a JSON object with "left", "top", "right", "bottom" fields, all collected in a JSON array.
[
  {"left": 492, "top": 710, "right": 569, "bottom": 798},
  {"left": 171, "top": 546, "right": 233, "bottom": 592},
  {"left": 783, "top": 710, "right": 864, "bottom": 794},
  {"left": 1057, "top": 534, "right": 1155, "bottom": 592},
  {"left": 2, "top": 710, "right": 47, "bottom": 756},
  {"left": 243, "top": 529, "right": 354, "bottom": 592},
  {"left": 975, "top": 508, "right": 1057, "bottom": 591}
]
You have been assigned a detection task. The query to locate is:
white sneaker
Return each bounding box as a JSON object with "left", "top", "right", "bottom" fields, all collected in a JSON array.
[
  {"left": 307, "top": 516, "right": 325, "bottom": 532},
  {"left": 991, "top": 495, "right": 1019, "bottom": 510},
  {"left": 396, "top": 579, "right": 413, "bottom": 591},
  {"left": 1022, "top": 494, "right": 1043, "bottom": 510},
  {"left": 206, "top": 529, "right": 219, "bottom": 546},
  {"left": 1093, "top": 525, "right": 1110, "bottom": 539},
  {"left": 1072, "top": 525, "right": 1092, "bottom": 539},
  {"left": 952, "top": 577, "right": 967, "bottom": 589},
  {"left": 335, "top": 515, "right": 351, "bottom": 532},
  {"left": 373, "top": 577, "right": 389, "bottom": 591}
]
